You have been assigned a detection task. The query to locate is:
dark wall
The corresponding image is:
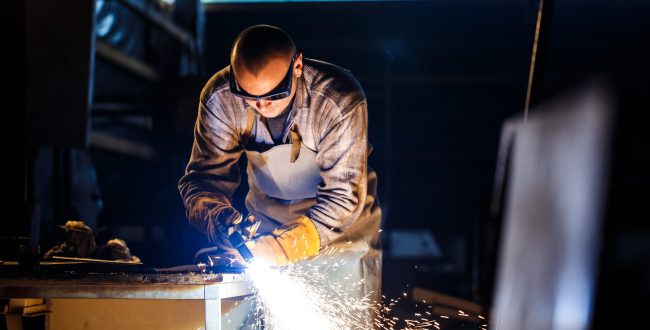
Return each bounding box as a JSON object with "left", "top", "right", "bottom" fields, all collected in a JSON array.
[{"left": 25, "top": 0, "right": 95, "bottom": 148}]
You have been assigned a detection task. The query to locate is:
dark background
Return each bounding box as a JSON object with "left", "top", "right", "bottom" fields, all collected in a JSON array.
[{"left": 14, "top": 0, "right": 650, "bottom": 322}]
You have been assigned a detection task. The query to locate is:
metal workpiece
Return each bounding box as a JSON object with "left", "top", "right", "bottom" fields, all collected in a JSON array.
[
  {"left": 0, "top": 282, "right": 252, "bottom": 301},
  {"left": 0, "top": 258, "right": 253, "bottom": 301}
]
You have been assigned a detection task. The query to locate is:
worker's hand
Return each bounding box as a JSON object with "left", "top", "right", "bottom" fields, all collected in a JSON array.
[
  {"left": 206, "top": 206, "right": 245, "bottom": 250},
  {"left": 249, "top": 215, "right": 321, "bottom": 267},
  {"left": 239, "top": 214, "right": 261, "bottom": 239}
]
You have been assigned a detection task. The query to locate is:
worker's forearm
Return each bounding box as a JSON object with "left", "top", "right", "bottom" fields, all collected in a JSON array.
[
  {"left": 306, "top": 190, "right": 366, "bottom": 245},
  {"left": 178, "top": 95, "right": 245, "bottom": 240},
  {"left": 184, "top": 191, "right": 232, "bottom": 240},
  {"left": 307, "top": 101, "right": 369, "bottom": 245}
]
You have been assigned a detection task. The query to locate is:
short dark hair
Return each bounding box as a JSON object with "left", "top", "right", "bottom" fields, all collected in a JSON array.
[{"left": 230, "top": 25, "right": 296, "bottom": 76}]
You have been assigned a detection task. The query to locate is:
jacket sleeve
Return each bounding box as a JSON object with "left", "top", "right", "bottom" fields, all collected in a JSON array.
[
  {"left": 178, "top": 92, "right": 244, "bottom": 240},
  {"left": 306, "top": 100, "right": 370, "bottom": 245}
]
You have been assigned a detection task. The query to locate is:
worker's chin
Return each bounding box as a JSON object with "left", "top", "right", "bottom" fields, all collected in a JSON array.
[{"left": 255, "top": 108, "right": 283, "bottom": 118}]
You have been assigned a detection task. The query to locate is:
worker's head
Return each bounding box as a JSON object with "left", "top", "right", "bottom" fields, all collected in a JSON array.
[{"left": 229, "top": 25, "right": 302, "bottom": 118}]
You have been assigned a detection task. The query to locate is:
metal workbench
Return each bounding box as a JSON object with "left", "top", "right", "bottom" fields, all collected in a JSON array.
[{"left": 0, "top": 262, "right": 254, "bottom": 330}]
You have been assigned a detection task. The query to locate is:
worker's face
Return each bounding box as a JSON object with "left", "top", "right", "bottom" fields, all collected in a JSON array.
[{"left": 233, "top": 53, "right": 303, "bottom": 118}]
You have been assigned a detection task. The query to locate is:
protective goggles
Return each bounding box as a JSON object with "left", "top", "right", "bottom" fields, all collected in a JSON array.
[{"left": 229, "top": 53, "right": 298, "bottom": 102}]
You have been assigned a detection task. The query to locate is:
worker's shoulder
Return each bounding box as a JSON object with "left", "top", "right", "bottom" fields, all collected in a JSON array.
[
  {"left": 304, "top": 58, "right": 366, "bottom": 115},
  {"left": 200, "top": 66, "right": 232, "bottom": 102}
]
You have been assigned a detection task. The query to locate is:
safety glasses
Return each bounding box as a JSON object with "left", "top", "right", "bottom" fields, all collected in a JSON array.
[{"left": 229, "top": 53, "right": 298, "bottom": 102}]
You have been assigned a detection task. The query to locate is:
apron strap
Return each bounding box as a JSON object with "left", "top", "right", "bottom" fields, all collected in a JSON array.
[
  {"left": 289, "top": 123, "right": 302, "bottom": 163},
  {"left": 243, "top": 107, "right": 302, "bottom": 163},
  {"left": 241, "top": 108, "right": 255, "bottom": 147}
]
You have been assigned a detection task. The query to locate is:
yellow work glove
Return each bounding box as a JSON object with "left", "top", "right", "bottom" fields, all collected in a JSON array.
[{"left": 250, "top": 215, "right": 321, "bottom": 266}]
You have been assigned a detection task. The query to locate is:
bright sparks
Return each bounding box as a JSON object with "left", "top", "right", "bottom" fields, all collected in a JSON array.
[
  {"left": 239, "top": 251, "right": 488, "bottom": 329},
  {"left": 245, "top": 256, "right": 373, "bottom": 330},
  {"left": 247, "top": 260, "right": 331, "bottom": 330}
]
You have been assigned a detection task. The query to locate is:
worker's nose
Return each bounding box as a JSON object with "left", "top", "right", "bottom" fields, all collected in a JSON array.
[{"left": 256, "top": 99, "right": 271, "bottom": 110}]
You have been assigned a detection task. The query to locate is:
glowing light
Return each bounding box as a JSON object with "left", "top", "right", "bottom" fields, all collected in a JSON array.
[
  {"left": 246, "top": 259, "right": 373, "bottom": 330},
  {"left": 246, "top": 261, "right": 328, "bottom": 330},
  {"left": 241, "top": 252, "right": 486, "bottom": 329}
]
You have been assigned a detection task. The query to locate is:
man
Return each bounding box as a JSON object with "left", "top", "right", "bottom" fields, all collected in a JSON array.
[{"left": 178, "top": 24, "right": 381, "bottom": 325}]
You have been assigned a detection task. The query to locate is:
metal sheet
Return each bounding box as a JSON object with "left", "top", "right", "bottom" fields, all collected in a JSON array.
[
  {"left": 491, "top": 83, "right": 612, "bottom": 330},
  {"left": 0, "top": 273, "right": 252, "bottom": 300}
]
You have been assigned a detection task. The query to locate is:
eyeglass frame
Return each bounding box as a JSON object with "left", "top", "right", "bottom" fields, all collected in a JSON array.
[{"left": 229, "top": 52, "right": 299, "bottom": 102}]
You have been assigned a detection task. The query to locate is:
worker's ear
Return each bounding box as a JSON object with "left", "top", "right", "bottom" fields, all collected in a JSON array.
[{"left": 294, "top": 52, "right": 303, "bottom": 78}]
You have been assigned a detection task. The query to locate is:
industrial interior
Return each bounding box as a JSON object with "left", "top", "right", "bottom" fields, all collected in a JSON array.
[{"left": 4, "top": 0, "right": 649, "bottom": 329}]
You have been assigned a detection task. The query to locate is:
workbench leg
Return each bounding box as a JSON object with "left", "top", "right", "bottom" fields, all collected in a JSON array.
[
  {"left": 4, "top": 298, "right": 49, "bottom": 330},
  {"left": 205, "top": 298, "right": 221, "bottom": 330}
]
